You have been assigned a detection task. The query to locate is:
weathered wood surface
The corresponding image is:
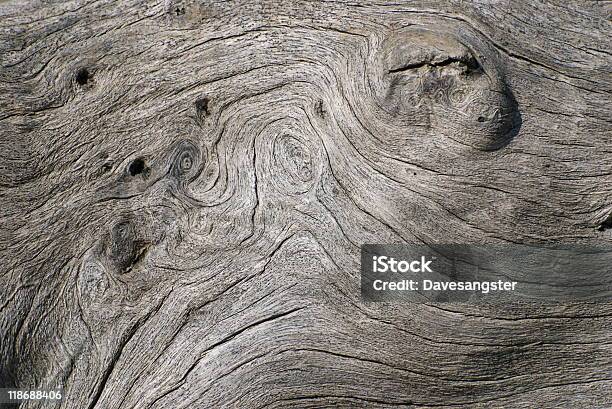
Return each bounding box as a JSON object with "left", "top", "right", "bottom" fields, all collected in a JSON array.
[{"left": 0, "top": 1, "right": 611, "bottom": 408}]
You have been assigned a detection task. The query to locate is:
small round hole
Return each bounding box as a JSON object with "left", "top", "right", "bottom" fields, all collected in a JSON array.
[
  {"left": 128, "top": 158, "right": 146, "bottom": 176},
  {"left": 195, "top": 97, "right": 209, "bottom": 115},
  {"left": 76, "top": 68, "right": 91, "bottom": 86},
  {"left": 477, "top": 116, "right": 486, "bottom": 123}
]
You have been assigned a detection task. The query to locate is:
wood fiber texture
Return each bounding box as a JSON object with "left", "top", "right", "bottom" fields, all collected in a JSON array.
[{"left": 0, "top": 1, "right": 611, "bottom": 408}]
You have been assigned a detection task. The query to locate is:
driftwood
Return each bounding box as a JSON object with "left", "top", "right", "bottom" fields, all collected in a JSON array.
[{"left": 0, "top": 1, "right": 611, "bottom": 408}]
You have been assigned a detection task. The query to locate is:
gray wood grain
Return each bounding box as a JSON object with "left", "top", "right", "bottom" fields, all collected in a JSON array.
[{"left": 0, "top": 1, "right": 611, "bottom": 408}]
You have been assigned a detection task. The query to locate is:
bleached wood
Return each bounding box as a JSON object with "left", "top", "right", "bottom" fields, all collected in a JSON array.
[{"left": 0, "top": 1, "right": 610, "bottom": 408}]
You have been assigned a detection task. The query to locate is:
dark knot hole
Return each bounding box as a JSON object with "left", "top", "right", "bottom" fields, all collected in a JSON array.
[
  {"left": 128, "top": 158, "right": 146, "bottom": 176},
  {"left": 195, "top": 97, "right": 210, "bottom": 115},
  {"left": 76, "top": 68, "right": 91, "bottom": 86}
]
